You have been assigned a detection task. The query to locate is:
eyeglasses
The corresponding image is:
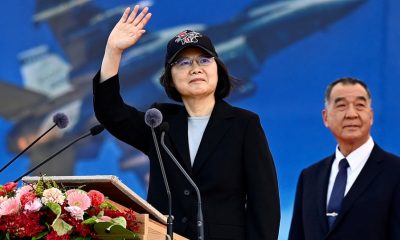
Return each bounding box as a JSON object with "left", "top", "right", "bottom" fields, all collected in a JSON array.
[{"left": 171, "top": 56, "right": 215, "bottom": 69}]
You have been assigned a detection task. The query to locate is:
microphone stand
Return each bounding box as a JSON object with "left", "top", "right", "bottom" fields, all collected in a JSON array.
[
  {"left": 0, "top": 124, "right": 57, "bottom": 173},
  {"left": 14, "top": 125, "right": 104, "bottom": 182},
  {"left": 150, "top": 127, "right": 174, "bottom": 240},
  {"left": 161, "top": 131, "right": 204, "bottom": 240}
]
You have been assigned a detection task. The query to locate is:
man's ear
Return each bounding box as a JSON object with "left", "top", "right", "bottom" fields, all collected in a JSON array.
[
  {"left": 322, "top": 109, "right": 329, "bottom": 127},
  {"left": 370, "top": 107, "right": 374, "bottom": 126}
]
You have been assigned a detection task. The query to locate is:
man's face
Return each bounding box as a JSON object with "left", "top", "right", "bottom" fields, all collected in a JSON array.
[{"left": 322, "top": 83, "right": 373, "bottom": 148}]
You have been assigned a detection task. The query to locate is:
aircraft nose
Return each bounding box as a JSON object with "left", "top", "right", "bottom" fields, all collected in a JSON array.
[
  {"left": 287, "top": 0, "right": 367, "bottom": 29},
  {"left": 312, "top": 0, "right": 367, "bottom": 13}
]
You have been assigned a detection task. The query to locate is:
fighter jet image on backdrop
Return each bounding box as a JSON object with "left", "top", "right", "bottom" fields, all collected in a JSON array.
[{"left": 0, "top": 0, "right": 366, "bottom": 187}]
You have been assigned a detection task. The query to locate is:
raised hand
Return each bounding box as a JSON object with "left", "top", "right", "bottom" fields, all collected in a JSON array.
[
  {"left": 107, "top": 5, "right": 152, "bottom": 52},
  {"left": 100, "top": 5, "right": 152, "bottom": 81}
]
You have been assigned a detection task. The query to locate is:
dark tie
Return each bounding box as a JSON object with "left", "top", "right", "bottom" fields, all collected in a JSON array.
[{"left": 327, "top": 158, "right": 349, "bottom": 229}]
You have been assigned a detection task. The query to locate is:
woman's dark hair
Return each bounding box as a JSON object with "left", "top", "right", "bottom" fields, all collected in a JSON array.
[{"left": 159, "top": 57, "right": 232, "bottom": 102}]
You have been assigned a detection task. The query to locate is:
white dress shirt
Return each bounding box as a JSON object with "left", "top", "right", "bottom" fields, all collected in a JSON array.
[{"left": 326, "top": 136, "right": 374, "bottom": 207}]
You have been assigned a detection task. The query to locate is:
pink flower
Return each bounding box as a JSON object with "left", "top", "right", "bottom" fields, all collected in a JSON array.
[
  {"left": 24, "top": 198, "right": 42, "bottom": 212},
  {"left": 67, "top": 191, "right": 91, "bottom": 210},
  {"left": 87, "top": 190, "right": 105, "bottom": 207},
  {"left": 0, "top": 196, "right": 8, "bottom": 204},
  {"left": 0, "top": 197, "right": 20, "bottom": 216},
  {"left": 0, "top": 181, "right": 141, "bottom": 239},
  {"left": 65, "top": 189, "right": 79, "bottom": 196},
  {"left": 64, "top": 206, "right": 84, "bottom": 220},
  {"left": 20, "top": 191, "right": 37, "bottom": 206},
  {"left": 16, "top": 185, "right": 34, "bottom": 199}
]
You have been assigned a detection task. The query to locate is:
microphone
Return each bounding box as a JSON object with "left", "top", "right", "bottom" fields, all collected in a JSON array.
[
  {"left": 144, "top": 108, "right": 173, "bottom": 240},
  {"left": 160, "top": 122, "right": 204, "bottom": 240},
  {"left": 0, "top": 112, "right": 69, "bottom": 173},
  {"left": 14, "top": 124, "right": 104, "bottom": 182}
]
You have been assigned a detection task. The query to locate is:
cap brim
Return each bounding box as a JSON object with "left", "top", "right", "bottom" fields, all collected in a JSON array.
[{"left": 167, "top": 44, "right": 217, "bottom": 65}]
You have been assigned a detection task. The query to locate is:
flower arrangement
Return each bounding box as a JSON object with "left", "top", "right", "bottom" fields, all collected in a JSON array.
[{"left": 0, "top": 178, "right": 141, "bottom": 240}]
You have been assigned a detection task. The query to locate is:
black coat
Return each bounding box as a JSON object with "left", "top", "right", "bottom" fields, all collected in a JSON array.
[
  {"left": 289, "top": 144, "right": 400, "bottom": 240},
  {"left": 93, "top": 73, "right": 280, "bottom": 239}
]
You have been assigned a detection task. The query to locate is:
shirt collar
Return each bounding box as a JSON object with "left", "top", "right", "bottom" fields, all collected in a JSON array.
[{"left": 335, "top": 136, "right": 374, "bottom": 171}]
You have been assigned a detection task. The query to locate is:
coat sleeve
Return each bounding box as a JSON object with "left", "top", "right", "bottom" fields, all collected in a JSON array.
[
  {"left": 389, "top": 181, "right": 400, "bottom": 239},
  {"left": 92, "top": 71, "right": 151, "bottom": 154},
  {"left": 288, "top": 170, "right": 306, "bottom": 240},
  {"left": 244, "top": 114, "right": 280, "bottom": 240}
]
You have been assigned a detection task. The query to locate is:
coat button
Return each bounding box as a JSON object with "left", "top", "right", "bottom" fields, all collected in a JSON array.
[
  {"left": 183, "top": 189, "right": 190, "bottom": 196},
  {"left": 181, "top": 217, "right": 188, "bottom": 223}
]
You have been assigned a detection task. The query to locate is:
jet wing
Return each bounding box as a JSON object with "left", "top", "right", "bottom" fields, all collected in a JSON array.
[
  {"left": 0, "top": 81, "right": 48, "bottom": 122},
  {"left": 33, "top": 0, "right": 121, "bottom": 71}
]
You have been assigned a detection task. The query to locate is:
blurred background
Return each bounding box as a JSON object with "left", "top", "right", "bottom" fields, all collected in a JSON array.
[{"left": 0, "top": 0, "right": 399, "bottom": 238}]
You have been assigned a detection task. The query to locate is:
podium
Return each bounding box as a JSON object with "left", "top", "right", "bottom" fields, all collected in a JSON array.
[{"left": 22, "top": 175, "right": 188, "bottom": 240}]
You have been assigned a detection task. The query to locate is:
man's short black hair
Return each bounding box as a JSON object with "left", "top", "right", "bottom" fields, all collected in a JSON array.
[{"left": 324, "top": 77, "right": 372, "bottom": 106}]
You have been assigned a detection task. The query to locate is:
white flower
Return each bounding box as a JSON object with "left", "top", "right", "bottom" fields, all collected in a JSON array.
[
  {"left": 64, "top": 206, "right": 84, "bottom": 220},
  {"left": 41, "top": 188, "right": 65, "bottom": 205},
  {"left": 24, "top": 198, "right": 42, "bottom": 212}
]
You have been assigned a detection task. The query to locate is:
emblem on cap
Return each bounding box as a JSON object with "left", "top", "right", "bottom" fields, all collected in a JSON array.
[{"left": 174, "top": 30, "right": 202, "bottom": 45}]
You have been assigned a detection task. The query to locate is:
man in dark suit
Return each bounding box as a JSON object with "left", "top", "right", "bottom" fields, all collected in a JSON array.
[{"left": 289, "top": 77, "right": 400, "bottom": 240}]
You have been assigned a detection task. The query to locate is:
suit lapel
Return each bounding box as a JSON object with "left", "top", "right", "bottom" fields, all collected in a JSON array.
[
  {"left": 328, "top": 145, "right": 385, "bottom": 233},
  {"left": 316, "top": 156, "right": 334, "bottom": 234},
  {"left": 192, "top": 100, "right": 234, "bottom": 176},
  {"left": 167, "top": 106, "right": 192, "bottom": 173}
]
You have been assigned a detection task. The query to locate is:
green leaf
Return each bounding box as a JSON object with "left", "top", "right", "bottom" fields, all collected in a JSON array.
[
  {"left": 112, "top": 217, "right": 127, "bottom": 228},
  {"left": 47, "top": 202, "right": 62, "bottom": 216},
  {"left": 52, "top": 218, "right": 73, "bottom": 236},
  {"left": 97, "top": 210, "right": 104, "bottom": 218},
  {"left": 33, "top": 231, "right": 49, "bottom": 240},
  {"left": 47, "top": 201, "right": 70, "bottom": 236},
  {"left": 94, "top": 222, "right": 139, "bottom": 240},
  {"left": 83, "top": 216, "right": 98, "bottom": 224},
  {"left": 100, "top": 201, "right": 117, "bottom": 210}
]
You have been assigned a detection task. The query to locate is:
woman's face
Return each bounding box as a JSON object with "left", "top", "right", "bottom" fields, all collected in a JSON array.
[{"left": 170, "top": 47, "right": 218, "bottom": 101}]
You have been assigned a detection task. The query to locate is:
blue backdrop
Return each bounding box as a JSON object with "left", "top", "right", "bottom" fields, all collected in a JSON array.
[{"left": 0, "top": 0, "right": 399, "bottom": 238}]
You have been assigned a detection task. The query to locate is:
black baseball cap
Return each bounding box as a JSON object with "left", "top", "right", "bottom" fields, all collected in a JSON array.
[
  {"left": 160, "top": 29, "right": 235, "bottom": 102},
  {"left": 164, "top": 30, "right": 218, "bottom": 67}
]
